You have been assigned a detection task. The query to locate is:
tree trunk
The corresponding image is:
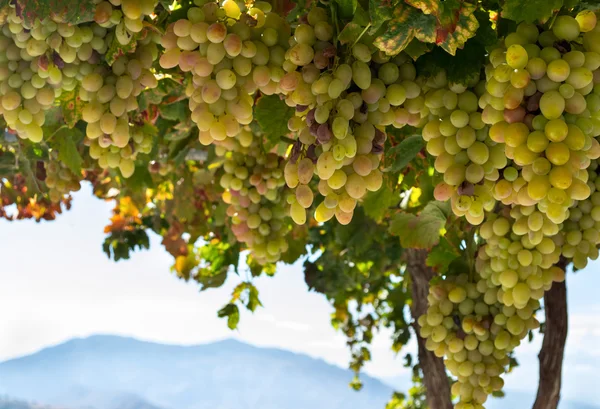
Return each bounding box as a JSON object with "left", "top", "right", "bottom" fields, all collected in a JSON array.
[
  {"left": 406, "top": 248, "right": 453, "bottom": 409},
  {"left": 532, "top": 278, "right": 568, "bottom": 409}
]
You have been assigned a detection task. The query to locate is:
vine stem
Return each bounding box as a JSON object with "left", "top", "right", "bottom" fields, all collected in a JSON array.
[
  {"left": 280, "top": 136, "right": 296, "bottom": 144},
  {"left": 352, "top": 23, "right": 372, "bottom": 48}
]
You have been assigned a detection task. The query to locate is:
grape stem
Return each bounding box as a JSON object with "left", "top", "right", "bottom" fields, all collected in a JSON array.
[
  {"left": 352, "top": 23, "right": 372, "bottom": 49},
  {"left": 280, "top": 136, "right": 296, "bottom": 144}
]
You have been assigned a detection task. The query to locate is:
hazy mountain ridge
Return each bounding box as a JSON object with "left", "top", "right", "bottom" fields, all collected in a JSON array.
[{"left": 0, "top": 335, "right": 392, "bottom": 409}]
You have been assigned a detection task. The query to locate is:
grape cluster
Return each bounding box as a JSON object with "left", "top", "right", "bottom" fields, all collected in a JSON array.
[
  {"left": 281, "top": 9, "right": 434, "bottom": 224},
  {"left": 0, "top": 8, "right": 110, "bottom": 142},
  {"left": 93, "top": 0, "right": 158, "bottom": 45},
  {"left": 422, "top": 74, "right": 504, "bottom": 225},
  {"left": 160, "top": 0, "right": 290, "bottom": 144},
  {"left": 480, "top": 16, "right": 600, "bottom": 225},
  {"left": 419, "top": 273, "right": 544, "bottom": 409},
  {"left": 561, "top": 159, "right": 600, "bottom": 269},
  {"left": 217, "top": 127, "right": 291, "bottom": 264},
  {"left": 81, "top": 41, "right": 159, "bottom": 177},
  {"left": 44, "top": 152, "right": 82, "bottom": 203}
]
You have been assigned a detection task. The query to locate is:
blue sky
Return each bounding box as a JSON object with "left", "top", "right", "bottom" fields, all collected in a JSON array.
[{"left": 1, "top": 183, "right": 599, "bottom": 404}]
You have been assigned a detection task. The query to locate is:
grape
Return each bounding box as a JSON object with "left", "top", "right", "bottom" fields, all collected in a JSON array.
[
  {"left": 553, "top": 15, "right": 581, "bottom": 41},
  {"left": 576, "top": 10, "right": 597, "bottom": 33},
  {"left": 539, "top": 90, "right": 565, "bottom": 120}
]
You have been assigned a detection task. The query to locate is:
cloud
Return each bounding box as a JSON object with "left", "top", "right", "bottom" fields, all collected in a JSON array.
[{"left": 257, "top": 313, "right": 312, "bottom": 332}]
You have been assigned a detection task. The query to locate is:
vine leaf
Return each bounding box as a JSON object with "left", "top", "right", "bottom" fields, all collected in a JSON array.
[
  {"left": 363, "top": 183, "right": 398, "bottom": 222},
  {"left": 52, "top": 127, "right": 84, "bottom": 175},
  {"left": 386, "top": 134, "right": 424, "bottom": 173},
  {"left": 58, "top": 86, "right": 83, "bottom": 129},
  {"left": 334, "top": 0, "right": 357, "bottom": 19},
  {"left": 254, "top": 95, "right": 294, "bottom": 151},
  {"left": 339, "top": 22, "right": 364, "bottom": 44},
  {"left": 374, "top": 1, "right": 479, "bottom": 56},
  {"left": 217, "top": 303, "right": 240, "bottom": 330},
  {"left": 426, "top": 237, "right": 460, "bottom": 274},
  {"left": 11, "top": 0, "right": 96, "bottom": 26},
  {"left": 502, "top": 0, "right": 563, "bottom": 23},
  {"left": 374, "top": 3, "right": 437, "bottom": 55},
  {"left": 436, "top": 2, "right": 479, "bottom": 55},
  {"left": 389, "top": 201, "right": 450, "bottom": 249},
  {"left": 404, "top": 39, "right": 432, "bottom": 60},
  {"left": 369, "top": 0, "right": 396, "bottom": 31}
]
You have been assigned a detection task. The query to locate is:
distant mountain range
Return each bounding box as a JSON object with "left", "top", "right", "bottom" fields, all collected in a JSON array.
[
  {"left": 0, "top": 335, "right": 392, "bottom": 409},
  {"left": 0, "top": 335, "right": 597, "bottom": 409}
]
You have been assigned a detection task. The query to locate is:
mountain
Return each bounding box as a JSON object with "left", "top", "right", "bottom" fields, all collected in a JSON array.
[
  {"left": 0, "top": 335, "right": 393, "bottom": 409},
  {"left": 0, "top": 396, "right": 64, "bottom": 409}
]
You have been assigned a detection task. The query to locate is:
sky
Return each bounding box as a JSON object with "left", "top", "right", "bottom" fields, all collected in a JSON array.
[{"left": 1, "top": 183, "right": 600, "bottom": 405}]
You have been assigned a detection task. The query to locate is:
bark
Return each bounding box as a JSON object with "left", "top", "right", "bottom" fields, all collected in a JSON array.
[
  {"left": 532, "top": 278, "right": 568, "bottom": 409},
  {"left": 406, "top": 248, "right": 453, "bottom": 409}
]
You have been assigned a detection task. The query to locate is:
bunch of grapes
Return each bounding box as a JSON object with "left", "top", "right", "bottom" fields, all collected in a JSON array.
[
  {"left": 481, "top": 14, "right": 600, "bottom": 224},
  {"left": 422, "top": 74, "right": 505, "bottom": 225},
  {"left": 93, "top": 0, "right": 158, "bottom": 45},
  {"left": 419, "top": 273, "right": 543, "bottom": 409},
  {"left": 477, "top": 210, "right": 564, "bottom": 309},
  {"left": 44, "top": 152, "right": 82, "bottom": 203},
  {"left": 0, "top": 7, "right": 110, "bottom": 142},
  {"left": 280, "top": 8, "right": 438, "bottom": 225},
  {"left": 81, "top": 41, "right": 159, "bottom": 177},
  {"left": 217, "top": 127, "right": 291, "bottom": 264},
  {"left": 560, "top": 159, "right": 600, "bottom": 269},
  {"left": 160, "top": 0, "right": 290, "bottom": 145}
]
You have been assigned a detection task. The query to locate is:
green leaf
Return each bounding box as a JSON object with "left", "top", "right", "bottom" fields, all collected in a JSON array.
[
  {"left": 218, "top": 303, "right": 240, "bottom": 330},
  {"left": 362, "top": 184, "right": 398, "bottom": 222},
  {"left": 502, "top": 0, "right": 562, "bottom": 23},
  {"left": 373, "top": 3, "right": 437, "bottom": 55},
  {"left": 353, "top": 3, "right": 370, "bottom": 26},
  {"left": 254, "top": 95, "right": 294, "bottom": 151},
  {"left": 13, "top": 0, "right": 96, "bottom": 26},
  {"left": 339, "top": 22, "right": 364, "bottom": 44},
  {"left": 387, "top": 134, "right": 424, "bottom": 173},
  {"left": 160, "top": 100, "right": 188, "bottom": 122},
  {"left": 52, "top": 126, "right": 84, "bottom": 175},
  {"left": 389, "top": 201, "right": 450, "bottom": 249},
  {"left": 403, "top": 39, "right": 432, "bottom": 60},
  {"left": 369, "top": 0, "right": 397, "bottom": 31},
  {"left": 334, "top": 0, "right": 357, "bottom": 19},
  {"left": 426, "top": 237, "right": 460, "bottom": 274}
]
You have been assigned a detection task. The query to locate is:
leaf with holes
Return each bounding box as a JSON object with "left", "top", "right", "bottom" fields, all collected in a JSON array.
[{"left": 58, "top": 87, "right": 83, "bottom": 129}]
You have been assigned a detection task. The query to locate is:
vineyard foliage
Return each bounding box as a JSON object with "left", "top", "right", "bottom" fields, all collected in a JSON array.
[{"left": 1, "top": 0, "right": 600, "bottom": 407}]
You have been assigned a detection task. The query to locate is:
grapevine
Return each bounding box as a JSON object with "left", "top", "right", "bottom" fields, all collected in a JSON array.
[{"left": 1, "top": 1, "right": 600, "bottom": 409}]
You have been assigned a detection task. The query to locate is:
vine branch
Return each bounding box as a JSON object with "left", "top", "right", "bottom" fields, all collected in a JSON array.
[
  {"left": 405, "top": 248, "right": 453, "bottom": 409},
  {"left": 532, "top": 262, "right": 568, "bottom": 409}
]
